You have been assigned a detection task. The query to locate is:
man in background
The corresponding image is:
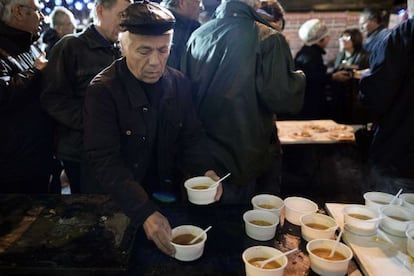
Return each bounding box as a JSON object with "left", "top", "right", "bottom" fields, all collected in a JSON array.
[
  {"left": 359, "top": 0, "right": 414, "bottom": 193},
  {"left": 182, "top": 0, "right": 305, "bottom": 202},
  {"left": 0, "top": 0, "right": 54, "bottom": 192},
  {"left": 42, "top": 6, "right": 76, "bottom": 57},
  {"left": 41, "top": 0, "right": 131, "bottom": 193},
  {"left": 359, "top": 8, "right": 390, "bottom": 53},
  {"left": 161, "top": 0, "right": 202, "bottom": 69}
]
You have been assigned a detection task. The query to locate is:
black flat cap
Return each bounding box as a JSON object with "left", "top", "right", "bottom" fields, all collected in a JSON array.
[{"left": 120, "top": 0, "right": 175, "bottom": 35}]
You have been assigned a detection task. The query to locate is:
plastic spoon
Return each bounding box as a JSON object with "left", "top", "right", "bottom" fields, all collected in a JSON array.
[
  {"left": 189, "top": 226, "right": 212, "bottom": 244},
  {"left": 256, "top": 247, "right": 298, "bottom": 268},
  {"left": 389, "top": 188, "right": 403, "bottom": 205},
  {"left": 328, "top": 227, "right": 344, "bottom": 258},
  {"left": 209, "top": 173, "right": 231, "bottom": 189}
]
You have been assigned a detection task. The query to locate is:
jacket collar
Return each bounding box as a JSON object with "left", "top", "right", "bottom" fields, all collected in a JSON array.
[
  {"left": 0, "top": 22, "right": 34, "bottom": 54},
  {"left": 214, "top": 0, "right": 274, "bottom": 29},
  {"left": 80, "top": 24, "right": 114, "bottom": 49},
  {"left": 118, "top": 58, "right": 175, "bottom": 108}
]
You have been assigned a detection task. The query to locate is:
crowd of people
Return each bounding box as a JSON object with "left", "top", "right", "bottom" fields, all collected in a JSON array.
[{"left": 1, "top": 0, "right": 413, "bottom": 256}]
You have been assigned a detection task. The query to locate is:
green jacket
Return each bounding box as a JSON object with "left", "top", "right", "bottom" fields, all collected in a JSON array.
[{"left": 182, "top": 0, "right": 305, "bottom": 185}]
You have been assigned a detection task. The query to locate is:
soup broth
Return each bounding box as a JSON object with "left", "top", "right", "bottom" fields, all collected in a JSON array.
[
  {"left": 258, "top": 204, "right": 276, "bottom": 209},
  {"left": 311, "top": 248, "right": 347, "bottom": 261},
  {"left": 192, "top": 185, "right": 210, "bottom": 190},
  {"left": 348, "top": 213, "right": 372, "bottom": 220},
  {"left": 250, "top": 220, "right": 273, "bottom": 226},
  {"left": 306, "top": 223, "right": 329, "bottom": 230},
  {"left": 388, "top": 215, "right": 408, "bottom": 222},
  {"left": 172, "top": 233, "right": 202, "bottom": 245},
  {"left": 248, "top": 257, "right": 281, "bottom": 269}
]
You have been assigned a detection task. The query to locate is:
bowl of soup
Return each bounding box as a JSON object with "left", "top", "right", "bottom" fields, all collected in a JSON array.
[
  {"left": 243, "top": 210, "right": 279, "bottom": 241},
  {"left": 306, "top": 239, "right": 353, "bottom": 276},
  {"left": 364, "top": 191, "right": 402, "bottom": 211},
  {"left": 251, "top": 194, "right": 284, "bottom": 217},
  {"left": 171, "top": 225, "right": 207, "bottom": 261},
  {"left": 184, "top": 176, "right": 217, "bottom": 205},
  {"left": 242, "top": 246, "right": 288, "bottom": 276},
  {"left": 399, "top": 193, "right": 414, "bottom": 211},
  {"left": 300, "top": 213, "right": 338, "bottom": 242},
  {"left": 343, "top": 204, "right": 381, "bottom": 236},
  {"left": 284, "top": 197, "right": 318, "bottom": 226},
  {"left": 380, "top": 205, "right": 414, "bottom": 237}
]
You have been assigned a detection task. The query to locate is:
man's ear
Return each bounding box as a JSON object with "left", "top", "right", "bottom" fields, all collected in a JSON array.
[{"left": 95, "top": 4, "right": 104, "bottom": 21}]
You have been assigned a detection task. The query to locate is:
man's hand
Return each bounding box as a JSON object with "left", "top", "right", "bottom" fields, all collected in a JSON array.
[
  {"left": 204, "top": 170, "right": 223, "bottom": 201},
  {"left": 34, "top": 53, "right": 47, "bottom": 71},
  {"left": 143, "top": 211, "right": 175, "bottom": 256}
]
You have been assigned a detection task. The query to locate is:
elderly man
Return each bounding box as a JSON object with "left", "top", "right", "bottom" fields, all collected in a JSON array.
[
  {"left": 41, "top": 0, "right": 131, "bottom": 193},
  {"left": 359, "top": 0, "right": 414, "bottom": 193},
  {"left": 359, "top": 8, "right": 390, "bottom": 53},
  {"left": 160, "top": 0, "right": 202, "bottom": 69},
  {"left": 84, "top": 1, "right": 221, "bottom": 256},
  {"left": 182, "top": 0, "right": 305, "bottom": 202},
  {"left": 42, "top": 6, "right": 76, "bottom": 57},
  {"left": 0, "top": 0, "right": 55, "bottom": 192}
]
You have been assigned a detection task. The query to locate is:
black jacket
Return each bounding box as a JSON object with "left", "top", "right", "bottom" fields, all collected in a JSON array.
[
  {"left": 0, "top": 23, "right": 54, "bottom": 184},
  {"left": 360, "top": 18, "right": 414, "bottom": 178},
  {"left": 41, "top": 25, "right": 121, "bottom": 162},
  {"left": 84, "top": 59, "right": 213, "bottom": 225}
]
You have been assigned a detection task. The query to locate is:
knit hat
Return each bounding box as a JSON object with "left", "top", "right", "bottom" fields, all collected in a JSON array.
[
  {"left": 298, "top": 19, "right": 329, "bottom": 46},
  {"left": 119, "top": 0, "right": 175, "bottom": 36}
]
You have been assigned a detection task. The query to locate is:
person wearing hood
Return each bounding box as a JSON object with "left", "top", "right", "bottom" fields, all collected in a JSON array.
[
  {"left": 181, "top": 0, "right": 305, "bottom": 202},
  {"left": 0, "top": 0, "right": 55, "bottom": 192},
  {"left": 41, "top": 6, "right": 76, "bottom": 58}
]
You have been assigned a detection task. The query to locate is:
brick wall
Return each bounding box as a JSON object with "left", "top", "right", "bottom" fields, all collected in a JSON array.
[{"left": 284, "top": 11, "right": 361, "bottom": 67}]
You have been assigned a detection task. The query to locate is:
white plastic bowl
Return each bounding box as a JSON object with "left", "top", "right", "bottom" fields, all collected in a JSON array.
[
  {"left": 300, "top": 213, "right": 338, "bottom": 242},
  {"left": 184, "top": 176, "right": 217, "bottom": 205},
  {"left": 343, "top": 204, "right": 381, "bottom": 236},
  {"left": 171, "top": 225, "right": 207, "bottom": 261},
  {"left": 307, "top": 239, "right": 353, "bottom": 276},
  {"left": 406, "top": 222, "right": 414, "bottom": 257},
  {"left": 243, "top": 210, "right": 279, "bottom": 241},
  {"left": 400, "top": 193, "right": 414, "bottom": 211},
  {"left": 251, "top": 194, "right": 284, "bottom": 217},
  {"left": 380, "top": 205, "right": 414, "bottom": 237},
  {"left": 363, "top": 191, "right": 402, "bottom": 211},
  {"left": 242, "top": 246, "right": 288, "bottom": 276},
  {"left": 284, "top": 197, "right": 318, "bottom": 225}
]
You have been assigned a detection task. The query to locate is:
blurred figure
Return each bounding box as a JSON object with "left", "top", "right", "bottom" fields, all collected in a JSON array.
[
  {"left": 182, "top": 0, "right": 305, "bottom": 202},
  {"left": 41, "top": 0, "right": 131, "bottom": 193},
  {"left": 0, "top": 0, "right": 55, "bottom": 193},
  {"left": 256, "top": 0, "right": 285, "bottom": 31},
  {"left": 161, "top": 0, "right": 203, "bottom": 69},
  {"left": 84, "top": 1, "right": 221, "bottom": 256},
  {"left": 294, "top": 19, "right": 350, "bottom": 120},
  {"left": 359, "top": 0, "right": 414, "bottom": 193},
  {"left": 331, "top": 28, "right": 370, "bottom": 123},
  {"left": 359, "top": 8, "right": 390, "bottom": 53},
  {"left": 42, "top": 6, "right": 76, "bottom": 58}
]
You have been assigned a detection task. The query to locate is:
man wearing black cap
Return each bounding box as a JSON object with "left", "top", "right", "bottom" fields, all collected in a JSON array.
[{"left": 83, "top": 1, "right": 221, "bottom": 256}]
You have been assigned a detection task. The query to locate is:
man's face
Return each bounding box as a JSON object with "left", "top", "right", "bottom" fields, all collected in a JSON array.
[
  {"left": 179, "top": 0, "right": 202, "bottom": 21},
  {"left": 359, "top": 14, "right": 376, "bottom": 35},
  {"left": 55, "top": 14, "right": 75, "bottom": 37},
  {"left": 121, "top": 31, "right": 172, "bottom": 83},
  {"left": 15, "top": 0, "right": 44, "bottom": 36},
  {"left": 98, "top": 0, "right": 131, "bottom": 43}
]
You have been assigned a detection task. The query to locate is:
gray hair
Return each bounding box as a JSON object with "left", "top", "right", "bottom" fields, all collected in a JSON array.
[
  {"left": 49, "top": 6, "right": 76, "bottom": 28},
  {"left": 222, "top": 0, "right": 260, "bottom": 8},
  {"left": 160, "top": 0, "right": 179, "bottom": 10},
  {"left": 0, "top": 0, "right": 29, "bottom": 23}
]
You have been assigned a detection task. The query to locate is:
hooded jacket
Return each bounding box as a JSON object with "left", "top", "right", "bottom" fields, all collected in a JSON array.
[{"left": 182, "top": 0, "right": 305, "bottom": 185}]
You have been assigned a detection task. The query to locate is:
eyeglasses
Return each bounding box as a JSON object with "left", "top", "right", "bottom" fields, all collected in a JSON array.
[
  {"left": 339, "top": 35, "right": 351, "bottom": 41},
  {"left": 19, "top": 4, "right": 43, "bottom": 15}
]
